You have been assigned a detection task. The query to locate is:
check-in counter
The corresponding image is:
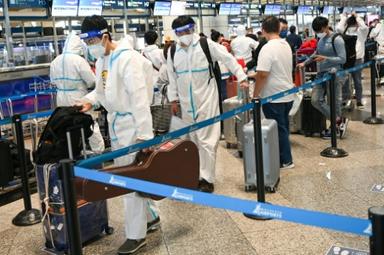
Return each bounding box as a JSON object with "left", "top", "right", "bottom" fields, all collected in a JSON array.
[{"left": 0, "top": 63, "right": 55, "bottom": 118}]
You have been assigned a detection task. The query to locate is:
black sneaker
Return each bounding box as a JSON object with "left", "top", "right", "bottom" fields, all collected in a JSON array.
[
  {"left": 118, "top": 239, "right": 146, "bottom": 254},
  {"left": 356, "top": 102, "right": 364, "bottom": 109},
  {"left": 321, "top": 129, "right": 340, "bottom": 140},
  {"left": 147, "top": 217, "right": 160, "bottom": 233},
  {"left": 198, "top": 179, "right": 214, "bottom": 193}
]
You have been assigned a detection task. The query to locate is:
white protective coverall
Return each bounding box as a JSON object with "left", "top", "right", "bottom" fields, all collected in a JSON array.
[
  {"left": 167, "top": 34, "right": 247, "bottom": 183},
  {"left": 370, "top": 22, "right": 384, "bottom": 54},
  {"left": 83, "top": 37, "right": 158, "bottom": 240},
  {"left": 230, "top": 25, "right": 259, "bottom": 63},
  {"left": 336, "top": 14, "right": 369, "bottom": 60},
  {"left": 50, "top": 32, "right": 105, "bottom": 152}
]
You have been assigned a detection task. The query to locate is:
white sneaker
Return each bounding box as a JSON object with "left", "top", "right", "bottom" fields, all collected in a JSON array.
[
  {"left": 339, "top": 118, "right": 349, "bottom": 139},
  {"left": 280, "top": 162, "right": 295, "bottom": 170}
]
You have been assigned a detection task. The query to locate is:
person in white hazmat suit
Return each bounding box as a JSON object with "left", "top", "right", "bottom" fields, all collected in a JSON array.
[
  {"left": 167, "top": 16, "right": 249, "bottom": 193},
  {"left": 230, "top": 24, "right": 259, "bottom": 64},
  {"left": 143, "top": 30, "right": 164, "bottom": 94},
  {"left": 50, "top": 32, "right": 105, "bottom": 152},
  {"left": 78, "top": 16, "right": 159, "bottom": 255}
]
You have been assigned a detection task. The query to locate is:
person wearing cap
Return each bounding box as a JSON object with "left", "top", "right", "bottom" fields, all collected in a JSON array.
[
  {"left": 50, "top": 31, "right": 105, "bottom": 153},
  {"left": 167, "top": 16, "right": 248, "bottom": 193},
  {"left": 78, "top": 15, "right": 159, "bottom": 254},
  {"left": 230, "top": 24, "right": 259, "bottom": 64}
]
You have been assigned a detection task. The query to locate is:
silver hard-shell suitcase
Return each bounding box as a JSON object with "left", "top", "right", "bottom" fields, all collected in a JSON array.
[
  {"left": 243, "top": 119, "right": 280, "bottom": 192},
  {"left": 223, "top": 96, "right": 242, "bottom": 148},
  {"left": 235, "top": 88, "right": 250, "bottom": 158}
]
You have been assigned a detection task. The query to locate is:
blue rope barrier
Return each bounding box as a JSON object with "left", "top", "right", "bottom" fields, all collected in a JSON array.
[
  {"left": 336, "top": 61, "right": 373, "bottom": 77},
  {"left": 74, "top": 166, "right": 372, "bottom": 237},
  {"left": 0, "top": 110, "right": 53, "bottom": 126},
  {"left": 78, "top": 76, "right": 332, "bottom": 168},
  {"left": 0, "top": 89, "right": 57, "bottom": 102}
]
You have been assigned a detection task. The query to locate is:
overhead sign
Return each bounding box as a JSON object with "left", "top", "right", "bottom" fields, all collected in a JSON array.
[
  {"left": 102, "top": 0, "right": 124, "bottom": 9},
  {"left": 8, "top": 0, "right": 47, "bottom": 8},
  {"left": 127, "top": 0, "right": 149, "bottom": 9},
  {"left": 78, "top": 0, "right": 102, "bottom": 16},
  {"left": 51, "top": 0, "right": 79, "bottom": 16}
]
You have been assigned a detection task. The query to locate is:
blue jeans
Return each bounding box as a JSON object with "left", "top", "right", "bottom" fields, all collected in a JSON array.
[
  {"left": 262, "top": 101, "right": 293, "bottom": 165},
  {"left": 342, "top": 58, "right": 363, "bottom": 102},
  {"left": 311, "top": 72, "right": 344, "bottom": 120}
]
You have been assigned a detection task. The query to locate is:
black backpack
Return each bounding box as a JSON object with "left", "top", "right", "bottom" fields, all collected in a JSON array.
[
  {"left": 331, "top": 29, "right": 357, "bottom": 69},
  {"left": 170, "top": 37, "right": 223, "bottom": 113},
  {"left": 33, "top": 106, "right": 94, "bottom": 164}
]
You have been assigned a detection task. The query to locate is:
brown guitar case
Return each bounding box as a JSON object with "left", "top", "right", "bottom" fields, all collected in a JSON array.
[{"left": 76, "top": 139, "right": 199, "bottom": 202}]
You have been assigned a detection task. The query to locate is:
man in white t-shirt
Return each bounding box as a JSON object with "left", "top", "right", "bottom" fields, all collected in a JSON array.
[{"left": 253, "top": 16, "right": 295, "bottom": 170}]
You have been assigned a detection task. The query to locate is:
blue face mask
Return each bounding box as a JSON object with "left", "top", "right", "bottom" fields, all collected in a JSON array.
[{"left": 279, "top": 30, "right": 288, "bottom": 38}]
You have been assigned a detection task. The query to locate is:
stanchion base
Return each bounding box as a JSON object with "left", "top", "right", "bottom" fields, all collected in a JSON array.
[
  {"left": 320, "top": 147, "right": 348, "bottom": 158},
  {"left": 12, "top": 209, "right": 42, "bottom": 226},
  {"left": 363, "top": 117, "right": 384, "bottom": 125},
  {"left": 243, "top": 213, "right": 272, "bottom": 221}
]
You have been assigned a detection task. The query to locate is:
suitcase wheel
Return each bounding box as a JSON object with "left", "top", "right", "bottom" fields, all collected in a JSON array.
[
  {"left": 105, "top": 226, "right": 114, "bottom": 235},
  {"left": 265, "top": 186, "right": 277, "bottom": 193},
  {"left": 238, "top": 151, "right": 243, "bottom": 158},
  {"left": 245, "top": 185, "right": 256, "bottom": 192}
]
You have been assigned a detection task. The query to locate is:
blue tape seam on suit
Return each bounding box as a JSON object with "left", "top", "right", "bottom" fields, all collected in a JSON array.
[{"left": 74, "top": 166, "right": 372, "bottom": 237}]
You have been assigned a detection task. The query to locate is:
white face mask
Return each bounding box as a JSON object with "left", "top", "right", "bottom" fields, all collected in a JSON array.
[
  {"left": 88, "top": 42, "right": 105, "bottom": 59},
  {"left": 316, "top": 32, "right": 327, "bottom": 39},
  {"left": 178, "top": 34, "right": 194, "bottom": 47}
]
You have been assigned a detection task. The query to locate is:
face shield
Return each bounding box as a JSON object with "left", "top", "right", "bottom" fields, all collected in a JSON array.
[
  {"left": 79, "top": 29, "right": 109, "bottom": 59},
  {"left": 79, "top": 29, "right": 109, "bottom": 45}
]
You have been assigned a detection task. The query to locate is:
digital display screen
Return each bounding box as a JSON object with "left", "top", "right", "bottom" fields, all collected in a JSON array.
[
  {"left": 219, "top": 3, "right": 231, "bottom": 15},
  {"left": 230, "top": 3, "right": 241, "bottom": 15},
  {"left": 170, "top": 1, "right": 186, "bottom": 15},
  {"left": 8, "top": 0, "right": 47, "bottom": 8},
  {"left": 154, "top": 1, "right": 171, "bottom": 16},
  {"left": 297, "top": 5, "right": 311, "bottom": 14},
  {"left": 342, "top": 6, "right": 353, "bottom": 13},
  {"left": 185, "top": 1, "right": 198, "bottom": 9},
  {"left": 102, "top": 0, "right": 124, "bottom": 9},
  {"left": 200, "top": 2, "right": 214, "bottom": 9},
  {"left": 127, "top": 0, "right": 149, "bottom": 9},
  {"left": 264, "top": 4, "right": 281, "bottom": 15},
  {"left": 322, "top": 6, "right": 335, "bottom": 15},
  {"left": 78, "top": 0, "right": 102, "bottom": 16},
  {"left": 51, "top": 0, "right": 79, "bottom": 16}
]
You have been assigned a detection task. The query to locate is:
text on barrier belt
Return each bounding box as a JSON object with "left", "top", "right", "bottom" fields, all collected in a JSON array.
[
  {"left": 74, "top": 166, "right": 372, "bottom": 237},
  {"left": 0, "top": 89, "right": 57, "bottom": 102},
  {"left": 0, "top": 110, "right": 53, "bottom": 126}
]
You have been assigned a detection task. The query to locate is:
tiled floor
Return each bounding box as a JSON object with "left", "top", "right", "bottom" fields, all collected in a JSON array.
[{"left": 1, "top": 72, "right": 384, "bottom": 254}]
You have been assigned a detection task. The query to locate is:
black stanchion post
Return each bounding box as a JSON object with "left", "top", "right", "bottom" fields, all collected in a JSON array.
[
  {"left": 321, "top": 69, "right": 348, "bottom": 158},
  {"left": 369, "top": 206, "right": 384, "bottom": 255},
  {"left": 59, "top": 159, "right": 82, "bottom": 255},
  {"left": 12, "top": 114, "right": 41, "bottom": 226},
  {"left": 244, "top": 98, "right": 271, "bottom": 221},
  {"left": 364, "top": 59, "right": 383, "bottom": 124}
]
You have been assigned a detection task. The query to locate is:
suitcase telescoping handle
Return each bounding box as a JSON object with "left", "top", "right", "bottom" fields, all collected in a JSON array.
[{"left": 66, "top": 126, "right": 88, "bottom": 160}]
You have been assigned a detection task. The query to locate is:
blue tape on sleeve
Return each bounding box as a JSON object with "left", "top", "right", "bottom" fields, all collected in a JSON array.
[{"left": 74, "top": 166, "right": 372, "bottom": 237}]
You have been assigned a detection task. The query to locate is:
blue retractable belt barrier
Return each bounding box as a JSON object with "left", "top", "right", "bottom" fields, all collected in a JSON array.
[
  {"left": 74, "top": 166, "right": 372, "bottom": 237},
  {"left": 0, "top": 110, "right": 53, "bottom": 126},
  {"left": 78, "top": 76, "right": 332, "bottom": 168},
  {"left": 0, "top": 89, "right": 57, "bottom": 102},
  {"left": 336, "top": 61, "right": 373, "bottom": 77}
]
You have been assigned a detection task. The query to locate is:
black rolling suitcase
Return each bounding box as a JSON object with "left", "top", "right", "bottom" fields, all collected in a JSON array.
[{"left": 301, "top": 94, "right": 326, "bottom": 137}]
